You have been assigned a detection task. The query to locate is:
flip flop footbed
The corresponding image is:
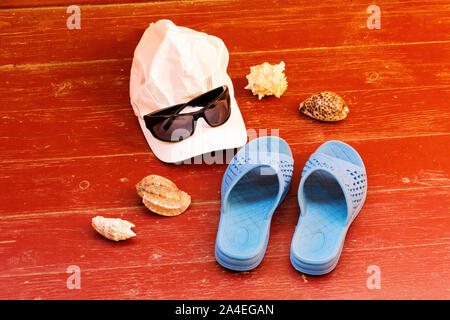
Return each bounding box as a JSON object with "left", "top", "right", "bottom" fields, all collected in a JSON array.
[
  {"left": 216, "top": 137, "right": 294, "bottom": 271},
  {"left": 218, "top": 167, "right": 280, "bottom": 259},
  {"left": 291, "top": 141, "right": 367, "bottom": 275}
]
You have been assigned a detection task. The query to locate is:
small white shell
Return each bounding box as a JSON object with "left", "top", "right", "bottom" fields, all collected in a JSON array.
[
  {"left": 245, "top": 61, "right": 288, "bottom": 99},
  {"left": 91, "top": 216, "right": 136, "bottom": 241}
]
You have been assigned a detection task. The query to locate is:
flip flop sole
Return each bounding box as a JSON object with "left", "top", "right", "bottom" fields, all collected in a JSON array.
[
  {"left": 216, "top": 136, "right": 293, "bottom": 271},
  {"left": 291, "top": 140, "right": 367, "bottom": 275}
]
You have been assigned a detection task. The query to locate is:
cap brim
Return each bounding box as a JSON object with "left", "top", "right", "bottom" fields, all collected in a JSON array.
[{"left": 137, "top": 96, "right": 247, "bottom": 163}]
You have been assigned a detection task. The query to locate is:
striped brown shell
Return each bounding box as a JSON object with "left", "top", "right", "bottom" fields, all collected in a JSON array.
[{"left": 136, "top": 174, "right": 191, "bottom": 216}]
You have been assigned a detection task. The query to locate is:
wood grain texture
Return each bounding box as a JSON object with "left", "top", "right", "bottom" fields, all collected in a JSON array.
[
  {"left": 1, "top": 0, "right": 449, "bottom": 300},
  {"left": 0, "top": 187, "right": 449, "bottom": 299},
  {"left": 0, "top": 134, "right": 449, "bottom": 216},
  {"left": 0, "top": 0, "right": 164, "bottom": 9},
  {"left": 1, "top": 44, "right": 450, "bottom": 162},
  {"left": 3, "top": 42, "right": 450, "bottom": 111},
  {"left": 1, "top": 0, "right": 450, "bottom": 65},
  {"left": 2, "top": 86, "right": 450, "bottom": 159}
]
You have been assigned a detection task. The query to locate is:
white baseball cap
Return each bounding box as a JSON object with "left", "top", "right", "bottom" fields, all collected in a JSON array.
[{"left": 129, "top": 20, "right": 247, "bottom": 163}]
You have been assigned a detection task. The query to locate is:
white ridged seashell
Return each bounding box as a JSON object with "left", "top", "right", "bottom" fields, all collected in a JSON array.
[
  {"left": 91, "top": 216, "right": 136, "bottom": 241},
  {"left": 245, "top": 61, "right": 288, "bottom": 99}
]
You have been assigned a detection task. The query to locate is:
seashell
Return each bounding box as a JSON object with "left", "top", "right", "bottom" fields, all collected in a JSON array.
[
  {"left": 91, "top": 216, "right": 136, "bottom": 241},
  {"left": 299, "top": 92, "right": 349, "bottom": 122},
  {"left": 245, "top": 61, "right": 288, "bottom": 99},
  {"left": 136, "top": 174, "right": 191, "bottom": 216}
]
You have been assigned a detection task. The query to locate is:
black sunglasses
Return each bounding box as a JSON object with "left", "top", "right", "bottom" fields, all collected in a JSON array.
[{"left": 143, "top": 85, "right": 231, "bottom": 142}]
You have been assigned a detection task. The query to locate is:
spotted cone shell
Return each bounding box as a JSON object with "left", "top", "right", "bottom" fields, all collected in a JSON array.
[
  {"left": 299, "top": 92, "right": 349, "bottom": 122},
  {"left": 136, "top": 175, "right": 191, "bottom": 216}
]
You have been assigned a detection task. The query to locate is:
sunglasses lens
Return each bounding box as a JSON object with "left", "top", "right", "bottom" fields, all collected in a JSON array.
[
  {"left": 151, "top": 115, "right": 194, "bottom": 142},
  {"left": 204, "top": 97, "right": 230, "bottom": 126}
]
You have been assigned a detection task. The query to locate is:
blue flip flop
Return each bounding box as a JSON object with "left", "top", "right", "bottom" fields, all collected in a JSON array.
[
  {"left": 290, "top": 140, "right": 367, "bottom": 275},
  {"left": 215, "top": 136, "right": 294, "bottom": 271}
]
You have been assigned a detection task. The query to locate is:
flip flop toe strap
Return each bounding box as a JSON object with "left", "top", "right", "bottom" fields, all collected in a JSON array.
[
  {"left": 222, "top": 151, "right": 293, "bottom": 198},
  {"left": 301, "top": 152, "right": 367, "bottom": 222}
]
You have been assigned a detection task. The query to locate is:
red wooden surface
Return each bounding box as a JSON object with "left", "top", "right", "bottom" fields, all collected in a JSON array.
[{"left": 0, "top": 0, "right": 449, "bottom": 299}]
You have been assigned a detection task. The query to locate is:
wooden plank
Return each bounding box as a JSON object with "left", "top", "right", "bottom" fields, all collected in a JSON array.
[
  {"left": 0, "top": 186, "right": 449, "bottom": 299},
  {"left": 2, "top": 41, "right": 450, "bottom": 113},
  {"left": 2, "top": 246, "right": 448, "bottom": 299},
  {"left": 0, "top": 134, "right": 449, "bottom": 216},
  {"left": 1, "top": 41, "right": 450, "bottom": 162},
  {"left": 0, "top": 0, "right": 162, "bottom": 9},
  {"left": 1, "top": 1, "right": 449, "bottom": 65},
  {"left": 1, "top": 84, "right": 450, "bottom": 161}
]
